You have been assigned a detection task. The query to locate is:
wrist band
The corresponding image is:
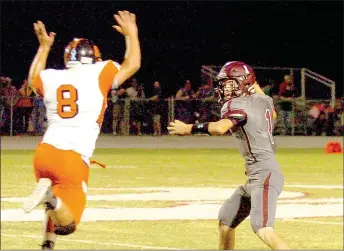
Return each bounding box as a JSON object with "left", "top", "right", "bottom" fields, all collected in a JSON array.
[{"left": 191, "top": 123, "right": 210, "bottom": 135}]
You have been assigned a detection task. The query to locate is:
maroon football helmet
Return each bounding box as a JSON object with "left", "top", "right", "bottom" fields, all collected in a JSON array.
[{"left": 214, "top": 61, "right": 256, "bottom": 103}]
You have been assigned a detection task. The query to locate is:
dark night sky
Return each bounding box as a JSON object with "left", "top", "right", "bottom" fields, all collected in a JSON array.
[{"left": 1, "top": 1, "right": 343, "bottom": 97}]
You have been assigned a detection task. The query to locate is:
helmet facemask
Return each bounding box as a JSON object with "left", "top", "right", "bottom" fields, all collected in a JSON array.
[
  {"left": 214, "top": 61, "right": 257, "bottom": 103},
  {"left": 215, "top": 76, "right": 255, "bottom": 103}
]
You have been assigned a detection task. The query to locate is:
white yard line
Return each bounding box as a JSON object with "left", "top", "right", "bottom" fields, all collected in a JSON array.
[
  {"left": 0, "top": 188, "right": 304, "bottom": 202},
  {"left": 284, "top": 185, "right": 343, "bottom": 189},
  {"left": 1, "top": 233, "right": 180, "bottom": 250},
  {"left": 2, "top": 203, "right": 343, "bottom": 222},
  {"left": 278, "top": 198, "right": 343, "bottom": 203},
  {"left": 3, "top": 182, "right": 344, "bottom": 190},
  {"left": 2, "top": 184, "right": 343, "bottom": 189},
  {"left": 282, "top": 219, "right": 343, "bottom": 226}
]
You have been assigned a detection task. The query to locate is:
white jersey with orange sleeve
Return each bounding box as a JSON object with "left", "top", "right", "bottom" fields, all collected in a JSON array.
[{"left": 32, "top": 60, "right": 121, "bottom": 165}]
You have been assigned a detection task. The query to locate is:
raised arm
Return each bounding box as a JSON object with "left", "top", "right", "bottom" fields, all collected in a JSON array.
[
  {"left": 112, "top": 11, "right": 141, "bottom": 88},
  {"left": 28, "top": 21, "right": 56, "bottom": 95}
]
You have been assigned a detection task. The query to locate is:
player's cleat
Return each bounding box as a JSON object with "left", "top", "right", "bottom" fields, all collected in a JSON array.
[
  {"left": 41, "top": 240, "right": 55, "bottom": 250},
  {"left": 23, "top": 178, "right": 53, "bottom": 213}
]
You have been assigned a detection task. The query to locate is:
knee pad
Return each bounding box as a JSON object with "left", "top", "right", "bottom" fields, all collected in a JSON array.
[{"left": 54, "top": 221, "right": 76, "bottom": 235}]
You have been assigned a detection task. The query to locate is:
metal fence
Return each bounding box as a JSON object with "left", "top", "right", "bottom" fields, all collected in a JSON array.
[
  {"left": 1, "top": 96, "right": 343, "bottom": 137},
  {"left": 201, "top": 66, "right": 337, "bottom": 108}
]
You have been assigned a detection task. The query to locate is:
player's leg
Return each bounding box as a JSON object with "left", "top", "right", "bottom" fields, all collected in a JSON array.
[
  {"left": 23, "top": 177, "right": 76, "bottom": 225},
  {"left": 249, "top": 172, "right": 290, "bottom": 250},
  {"left": 41, "top": 210, "right": 56, "bottom": 250},
  {"left": 38, "top": 186, "right": 82, "bottom": 250},
  {"left": 218, "top": 185, "right": 251, "bottom": 250},
  {"left": 23, "top": 177, "right": 72, "bottom": 249},
  {"left": 24, "top": 144, "right": 76, "bottom": 226},
  {"left": 49, "top": 183, "right": 88, "bottom": 234},
  {"left": 24, "top": 144, "right": 89, "bottom": 246},
  {"left": 256, "top": 227, "right": 290, "bottom": 250},
  {"left": 218, "top": 221, "right": 235, "bottom": 250},
  {"left": 23, "top": 144, "right": 72, "bottom": 249}
]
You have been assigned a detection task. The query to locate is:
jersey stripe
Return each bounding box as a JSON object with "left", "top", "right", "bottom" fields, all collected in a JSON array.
[
  {"left": 32, "top": 74, "right": 44, "bottom": 97},
  {"left": 263, "top": 172, "right": 272, "bottom": 227},
  {"left": 96, "top": 61, "right": 120, "bottom": 126}
]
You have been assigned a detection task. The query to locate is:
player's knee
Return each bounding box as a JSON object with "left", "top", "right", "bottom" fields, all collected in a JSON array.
[
  {"left": 219, "top": 221, "right": 233, "bottom": 234},
  {"left": 255, "top": 226, "right": 274, "bottom": 239},
  {"left": 54, "top": 221, "right": 76, "bottom": 236},
  {"left": 218, "top": 206, "right": 230, "bottom": 226},
  {"left": 218, "top": 212, "right": 237, "bottom": 230},
  {"left": 250, "top": 219, "right": 265, "bottom": 233}
]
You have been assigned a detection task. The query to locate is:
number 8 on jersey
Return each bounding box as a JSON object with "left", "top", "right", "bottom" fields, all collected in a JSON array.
[{"left": 57, "top": 85, "right": 79, "bottom": 119}]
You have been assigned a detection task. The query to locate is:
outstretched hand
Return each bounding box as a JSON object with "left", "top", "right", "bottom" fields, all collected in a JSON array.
[
  {"left": 33, "top": 21, "right": 56, "bottom": 49},
  {"left": 167, "top": 120, "right": 192, "bottom": 135},
  {"left": 113, "top": 10, "right": 138, "bottom": 37}
]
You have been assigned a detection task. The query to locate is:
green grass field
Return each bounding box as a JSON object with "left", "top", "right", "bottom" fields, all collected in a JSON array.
[{"left": 1, "top": 148, "right": 343, "bottom": 249}]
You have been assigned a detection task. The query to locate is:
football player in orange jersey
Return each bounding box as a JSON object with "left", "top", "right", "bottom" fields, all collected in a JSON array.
[{"left": 23, "top": 11, "right": 141, "bottom": 249}]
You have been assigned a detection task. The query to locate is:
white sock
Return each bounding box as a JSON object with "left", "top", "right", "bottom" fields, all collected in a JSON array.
[
  {"left": 53, "top": 197, "right": 62, "bottom": 211},
  {"left": 42, "top": 211, "right": 56, "bottom": 243}
]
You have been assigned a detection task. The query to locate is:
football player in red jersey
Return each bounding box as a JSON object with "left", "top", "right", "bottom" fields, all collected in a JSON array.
[{"left": 168, "top": 61, "right": 290, "bottom": 250}]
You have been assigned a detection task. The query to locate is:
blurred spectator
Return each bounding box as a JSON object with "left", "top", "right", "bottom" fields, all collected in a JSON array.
[
  {"left": 149, "top": 81, "right": 163, "bottom": 136},
  {"left": 175, "top": 80, "right": 196, "bottom": 124},
  {"left": 15, "top": 79, "right": 35, "bottom": 134},
  {"left": 195, "top": 80, "right": 214, "bottom": 100},
  {"left": 1, "top": 76, "right": 18, "bottom": 134},
  {"left": 262, "top": 79, "right": 279, "bottom": 98},
  {"left": 31, "top": 93, "right": 46, "bottom": 135},
  {"left": 314, "top": 107, "right": 326, "bottom": 135},
  {"left": 195, "top": 80, "right": 216, "bottom": 123},
  {"left": 278, "top": 75, "right": 297, "bottom": 135},
  {"left": 137, "top": 82, "right": 145, "bottom": 99},
  {"left": 175, "top": 80, "right": 195, "bottom": 101},
  {"left": 100, "top": 91, "right": 114, "bottom": 134},
  {"left": 324, "top": 104, "right": 335, "bottom": 136},
  {"left": 307, "top": 103, "right": 324, "bottom": 135},
  {"left": 111, "top": 87, "right": 127, "bottom": 135},
  {"left": 126, "top": 78, "right": 138, "bottom": 98},
  {"left": 334, "top": 99, "right": 344, "bottom": 136},
  {"left": 126, "top": 78, "right": 145, "bottom": 135}
]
